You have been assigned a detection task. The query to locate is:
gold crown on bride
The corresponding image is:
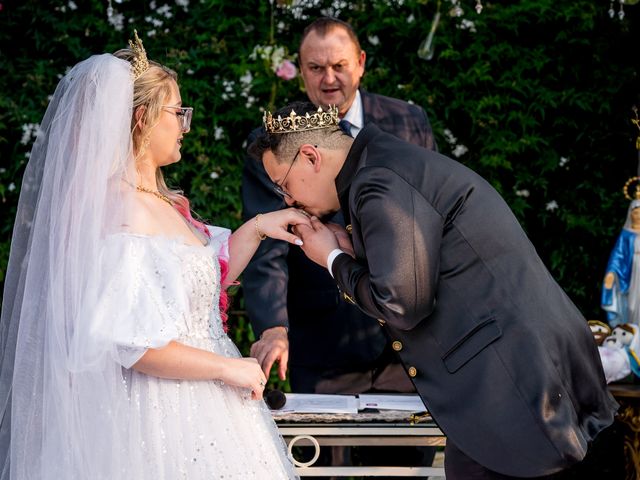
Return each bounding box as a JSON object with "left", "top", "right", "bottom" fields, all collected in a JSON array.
[
  {"left": 263, "top": 105, "right": 339, "bottom": 134},
  {"left": 128, "top": 30, "right": 150, "bottom": 80}
]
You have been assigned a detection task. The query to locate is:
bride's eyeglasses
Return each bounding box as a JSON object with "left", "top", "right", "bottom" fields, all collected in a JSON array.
[{"left": 161, "top": 105, "right": 193, "bottom": 133}]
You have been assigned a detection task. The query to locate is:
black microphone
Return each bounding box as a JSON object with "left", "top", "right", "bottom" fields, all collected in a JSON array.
[{"left": 265, "top": 389, "right": 287, "bottom": 410}]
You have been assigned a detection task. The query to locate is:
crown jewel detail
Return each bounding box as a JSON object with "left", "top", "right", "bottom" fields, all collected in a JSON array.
[
  {"left": 128, "top": 30, "right": 150, "bottom": 80},
  {"left": 263, "top": 105, "right": 339, "bottom": 134}
]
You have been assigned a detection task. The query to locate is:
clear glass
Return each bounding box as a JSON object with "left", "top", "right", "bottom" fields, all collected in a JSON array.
[
  {"left": 273, "top": 149, "right": 300, "bottom": 199},
  {"left": 162, "top": 105, "right": 193, "bottom": 133}
]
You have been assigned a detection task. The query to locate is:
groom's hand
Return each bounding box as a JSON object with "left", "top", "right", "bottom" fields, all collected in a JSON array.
[
  {"left": 250, "top": 326, "right": 289, "bottom": 381},
  {"left": 294, "top": 217, "right": 340, "bottom": 268},
  {"left": 325, "top": 223, "right": 354, "bottom": 258}
]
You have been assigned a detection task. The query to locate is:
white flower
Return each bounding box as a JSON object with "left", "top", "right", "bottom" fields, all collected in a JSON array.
[
  {"left": 452, "top": 144, "right": 469, "bottom": 158},
  {"left": 147, "top": 29, "right": 157, "bottom": 37},
  {"left": 108, "top": 12, "right": 125, "bottom": 31},
  {"left": 277, "top": 21, "right": 285, "bottom": 33},
  {"left": 150, "top": 0, "right": 157, "bottom": 8},
  {"left": 248, "top": 45, "right": 261, "bottom": 61},
  {"left": 214, "top": 127, "right": 224, "bottom": 140},
  {"left": 157, "top": 4, "right": 173, "bottom": 18},
  {"left": 407, "top": 99, "right": 415, "bottom": 105},
  {"left": 458, "top": 19, "right": 477, "bottom": 33},
  {"left": 271, "top": 46, "right": 286, "bottom": 72},
  {"left": 443, "top": 128, "right": 457, "bottom": 145},
  {"left": 20, "top": 128, "right": 30, "bottom": 145},
  {"left": 0, "top": 168, "right": 5, "bottom": 174},
  {"left": 287, "top": 0, "right": 320, "bottom": 20},
  {"left": 145, "top": 16, "right": 164, "bottom": 27},
  {"left": 209, "top": 172, "right": 220, "bottom": 180},
  {"left": 222, "top": 79, "right": 236, "bottom": 98},
  {"left": 515, "top": 189, "right": 530, "bottom": 198},
  {"left": 186, "top": 69, "right": 194, "bottom": 75},
  {"left": 8, "top": 183, "right": 16, "bottom": 192},
  {"left": 240, "top": 71, "right": 253, "bottom": 87},
  {"left": 368, "top": 35, "right": 380, "bottom": 46},
  {"left": 20, "top": 123, "right": 40, "bottom": 145},
  {"left": 175, "top": 0, "right": 189, "bottom": 10},
  {"left": 68, "top": 1, "right": 77, "bottom": 10},
  {"left": 546, "top": 200, "right": 559, "bottom": 211},
  {"left": 559, "top": 157, "right": 569, "bottom": 167},
  {"left": 407, "top": 14, "right": 415, "bottom": 23}
]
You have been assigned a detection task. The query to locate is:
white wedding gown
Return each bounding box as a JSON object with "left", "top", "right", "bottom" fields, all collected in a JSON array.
[{"left": 92, "top": 227, "right": 298, "bottom": 479}]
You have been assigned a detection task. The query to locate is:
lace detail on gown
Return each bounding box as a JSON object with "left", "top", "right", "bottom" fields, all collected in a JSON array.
[{"left": 96, "top": 233, "right": 298, "bottom": 479}]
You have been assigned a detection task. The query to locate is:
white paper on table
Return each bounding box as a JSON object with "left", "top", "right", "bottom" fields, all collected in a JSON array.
[
  {"left": 357, "top": 394, "right": 427, "bottom": 412},
  {"left": 279, "top": 393, "right": 359, "bottom": 414}
]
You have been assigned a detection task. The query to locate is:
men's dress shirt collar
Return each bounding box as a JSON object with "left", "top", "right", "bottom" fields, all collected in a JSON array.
[
  {"left": 341, "top": 89, "right": 364, "bottom": 138},
  {"left": 335, "top": 123, "right": 383, "bottom": 224}
]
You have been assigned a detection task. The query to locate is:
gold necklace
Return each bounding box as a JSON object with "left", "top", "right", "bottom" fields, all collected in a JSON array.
[{"left": 136, "top": 185, "right": 173, "bottom": 205}]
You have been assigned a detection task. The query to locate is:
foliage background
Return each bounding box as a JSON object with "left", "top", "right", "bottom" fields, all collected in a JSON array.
[{"left": 1, "top": 0, "right": 640, "bottom": 369}]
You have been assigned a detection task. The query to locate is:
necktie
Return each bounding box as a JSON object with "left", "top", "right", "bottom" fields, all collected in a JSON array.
[{"left": 339, "top": 119, "right": 353, "bottom": 137}]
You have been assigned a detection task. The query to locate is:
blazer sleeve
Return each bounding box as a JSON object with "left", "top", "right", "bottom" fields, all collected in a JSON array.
[
  {"left": 332, "top": 167, "right": 443, "bottom": 330},
  {"left": 241, "top": 129, "right": 290, "bottom": 337},
  {"left": 360, "top": 90, "right": 437, "bottom": 152},
  {"left": 416, "top": 106, "right": 438, "bottom": 152}
]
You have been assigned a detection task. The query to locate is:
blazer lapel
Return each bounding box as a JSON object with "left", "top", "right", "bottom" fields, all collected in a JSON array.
[{"left": 335, "top": 123, "right": 382, "bottom": 228}]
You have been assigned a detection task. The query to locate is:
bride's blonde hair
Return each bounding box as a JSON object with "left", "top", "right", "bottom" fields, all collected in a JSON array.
[{"left": 113, "top": 48, "right": 183, "bottom": 204}]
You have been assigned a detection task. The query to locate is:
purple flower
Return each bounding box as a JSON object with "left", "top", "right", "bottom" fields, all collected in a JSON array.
[{"left": 276, "top": 60, "right": 297, "bottom": 80}]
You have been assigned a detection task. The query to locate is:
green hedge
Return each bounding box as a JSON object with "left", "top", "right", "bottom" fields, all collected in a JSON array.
[{"left": 2, "top": 0, "right": 640, "bottom": 359}]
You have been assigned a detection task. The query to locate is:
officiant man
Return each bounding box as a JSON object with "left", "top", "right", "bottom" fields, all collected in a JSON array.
[
  {"left": 242, "top": 17, "right": 435, "bottom": 394},
  {"left": 249, "top": 101, "right": 618, "bottom": 479}
]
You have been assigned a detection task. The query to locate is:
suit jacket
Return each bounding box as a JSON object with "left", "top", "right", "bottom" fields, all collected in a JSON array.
[
  {"left": 241, "top": 90, "right": 435, "bottom": 380},
  {"left": 331, "top": 123, "right": 617, "bottom": 476}
]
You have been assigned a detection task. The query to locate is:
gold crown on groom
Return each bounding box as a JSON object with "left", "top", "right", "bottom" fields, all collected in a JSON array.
[
  {"left": 128, "top": 30, "right": 150, "bottom": 80},
  {"left": 263, "top": 105, "right": 339, "bottom": 134}
]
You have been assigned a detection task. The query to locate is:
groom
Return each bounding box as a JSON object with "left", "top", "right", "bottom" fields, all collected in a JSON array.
[{"left": 249, "top": 101, "right": 618, "bottom": 479}]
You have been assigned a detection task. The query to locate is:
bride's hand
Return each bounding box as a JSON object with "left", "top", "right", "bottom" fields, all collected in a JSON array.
[
  {"left": 255, "top": 208, "right": 311, "bottom": 245},
  {"left": 218, "top": 357, "right": 268, "bottom": 400}
]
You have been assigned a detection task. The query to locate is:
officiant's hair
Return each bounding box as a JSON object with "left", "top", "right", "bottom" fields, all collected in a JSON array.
[
  {"left": 249, "top": 101, "right": 350, "bottom": 165},
  {"left": 299, "top": 17, "right": 362, "bottom": 59}
]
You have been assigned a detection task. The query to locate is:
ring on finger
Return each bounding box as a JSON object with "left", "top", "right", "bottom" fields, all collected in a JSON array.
[{"left": 259, "top": 380, "right": 265, "bottom": 387}]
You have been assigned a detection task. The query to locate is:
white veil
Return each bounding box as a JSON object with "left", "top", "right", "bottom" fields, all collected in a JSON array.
[{"left": 0, "top": 54, "right": 137, "bottom": 479}]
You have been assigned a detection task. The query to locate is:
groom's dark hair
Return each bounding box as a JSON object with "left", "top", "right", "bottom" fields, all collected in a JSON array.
[{"left": 248, "top": 101, "right": 348, "bottom": 165}]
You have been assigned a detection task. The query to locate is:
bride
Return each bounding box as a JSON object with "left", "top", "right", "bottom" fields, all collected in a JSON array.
[{"left": 0, "top": 32, "right": 305, "bottom": 479}]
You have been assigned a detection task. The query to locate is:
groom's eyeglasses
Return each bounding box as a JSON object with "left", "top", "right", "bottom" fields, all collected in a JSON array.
[
  {"left": 272, "top": 145, "right": 319, "bottom": 199},
  {"left": 162, "top": 105, "right": 193, "bottom": 133}
]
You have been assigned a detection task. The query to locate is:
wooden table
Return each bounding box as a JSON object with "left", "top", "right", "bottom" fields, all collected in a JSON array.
[
  {"left": 610, "top": 384, "right": 640, "bottom": 480},
  {"left": 274, "top": 410, "right": 445, "bottom": 477}
]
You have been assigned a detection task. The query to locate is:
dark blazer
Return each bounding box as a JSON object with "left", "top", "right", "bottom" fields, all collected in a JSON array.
[
  {"left": 331, "top": 123, "right": 617, "bottom": 476},
  {"left": 241, "top": 90, "right": 435, "bottom": 383}
]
